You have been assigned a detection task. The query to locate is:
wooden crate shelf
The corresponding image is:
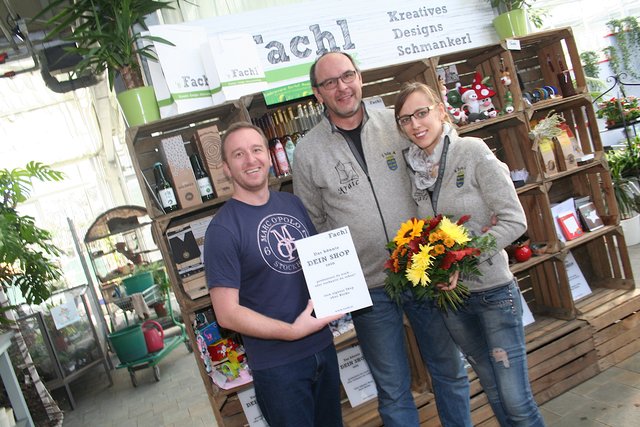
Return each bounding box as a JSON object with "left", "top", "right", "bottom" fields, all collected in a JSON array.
[
  {"left": 361, "top": 60, "right": 437, "bottom": 107},
  {"left": 125, "top": 101, "right": 249, "bottom": 219},
  {"left": 546, "top": 164, "right": 619, "bottom": 232},
  {"left": 517, "top": 258, "right": 576, "bottom": 320},
  {"left": 512, "top": 27, "right": 586, "bottom": 97},
  {"left": 529, "top": 94, "right": 604, "bottom": 155},
  {"left": 460, "top": 114, "right": 543, "bottom": 183},
  {"left": 565, "top": 229, "right": 634, "bottom": 292},
  {"left": 429, "top": 43, "right": 524, "bottom": 116},
  {"left": 575, "top": 288, "right": 640, "bottom": 371}
]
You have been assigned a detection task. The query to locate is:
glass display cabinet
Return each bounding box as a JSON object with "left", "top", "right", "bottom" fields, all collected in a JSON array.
[{"left": 16, "top": 285, "right": 112, "bottom": 409}]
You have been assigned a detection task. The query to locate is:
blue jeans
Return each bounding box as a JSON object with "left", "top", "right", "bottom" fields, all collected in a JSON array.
[
  {"left": 251, "top": 344, "right": 343, "bottom": 427},
  {"left": 442, "top": 280, "right": 545, "bottom": 427},
  {"left": 352, "top": 287, "right": 471, "bottom": 427}
]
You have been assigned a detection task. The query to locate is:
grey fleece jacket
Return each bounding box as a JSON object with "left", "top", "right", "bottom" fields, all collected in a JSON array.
[
  {"left": 411, "top": 126, "right": 527, "bottom": 292},
  {"left": 293, "top": 105, "right": 417, "bottom": 289}
]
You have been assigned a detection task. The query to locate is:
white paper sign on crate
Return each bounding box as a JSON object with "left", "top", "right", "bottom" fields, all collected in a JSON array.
[{"left": 337, "top": 345, "right": 378, "bottom": 407}]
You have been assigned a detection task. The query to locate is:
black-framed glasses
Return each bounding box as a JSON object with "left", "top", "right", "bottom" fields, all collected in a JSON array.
[
  {"left": 316, "top": 70, "right": 357, "bottom": 90},
  {"left": 396, "top": 105, "right": 436, "bottom": 127}
]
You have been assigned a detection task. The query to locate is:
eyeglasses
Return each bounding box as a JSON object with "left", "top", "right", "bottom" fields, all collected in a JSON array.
[
  {"left": 316, "top": 70, "right": 357, "bottom": 90},
  {"left": 396, "top": 105, "right": 436, "bottom": 127}
]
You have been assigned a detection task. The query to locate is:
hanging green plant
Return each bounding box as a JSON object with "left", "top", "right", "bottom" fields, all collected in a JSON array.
[
  {"left": 604, "top": 17, "right": 640, "bottom": 81},
  {"left": 580, "top": 51, "right": 600, "bottom": 79}
]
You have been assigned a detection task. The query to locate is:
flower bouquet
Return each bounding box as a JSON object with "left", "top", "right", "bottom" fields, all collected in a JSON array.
[
  {"left": 596, "top": 96, "right": 640, "bottom": 128},
  {"left": 384, "top": 215, "right": 496, "bottom": 311}
]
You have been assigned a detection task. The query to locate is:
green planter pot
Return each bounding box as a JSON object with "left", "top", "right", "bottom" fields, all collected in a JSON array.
[
  {"left": 492, "top": 9, "right": 529, "bottom": 39},
  {"left": 122, "top": 271, "right": 154, "bottom": 295},
  {"left": 117, "top": 86, "right": 160, "bottom": 127}
]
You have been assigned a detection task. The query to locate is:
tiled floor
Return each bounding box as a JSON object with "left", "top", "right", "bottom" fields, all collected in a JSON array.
[{"left": 58, "top": 246, "right": 640, "bottom": 427}]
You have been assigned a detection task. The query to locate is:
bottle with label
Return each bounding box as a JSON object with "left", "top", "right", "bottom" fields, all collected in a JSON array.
[
  {"left": 268, "top": 114, "right": 290, "bottom": 177},
  {"left": 153, "top": 162, "right": 178, "bottom": 213},
  {"left": 189, "top": 153, "right": 215, "bottom": 201}
]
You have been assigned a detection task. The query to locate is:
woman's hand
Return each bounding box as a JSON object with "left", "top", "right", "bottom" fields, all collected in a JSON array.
[
  {"left": 437, "top": 270, "right": 460, "bottom": 291},
  {"left": 482, "top": 214, "right": 498, "bottom": 233}
]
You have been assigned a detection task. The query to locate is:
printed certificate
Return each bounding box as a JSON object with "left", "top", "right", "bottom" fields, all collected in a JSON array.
[{"left": 296, "top": 226, "right": 372, "bottom": 318}]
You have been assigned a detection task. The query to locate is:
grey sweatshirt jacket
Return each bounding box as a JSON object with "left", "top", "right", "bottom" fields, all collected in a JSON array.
[
  {"left": 411, "top": 126, "right": 527, "bottom": 292},
  {"left": 293, "top": 106, "right": 417, "bottom": 289}
]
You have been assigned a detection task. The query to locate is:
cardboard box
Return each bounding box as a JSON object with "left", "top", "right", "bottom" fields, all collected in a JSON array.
[
  {"left": 191, "top": 125, "right": 234, "bottom": 198},
  {"left": 538, "top": 138, "right": 559, "bottom": 177},
  {"left": 183, "top": 272, "right": 209, "bottom": 300},
  {"left": 159, "top": 135, "right": 202, "bottom": 209},
  {"left": 166, "top": 215, "right": 214, "bottom": 278},
  {"left": 553, "top": 131, "right": 578, "bottom": 171}
]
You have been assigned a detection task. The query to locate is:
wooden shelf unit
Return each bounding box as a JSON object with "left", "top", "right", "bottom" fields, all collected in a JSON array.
[{"left": 123, "top": 27, "right": 637, "bottom": 427}]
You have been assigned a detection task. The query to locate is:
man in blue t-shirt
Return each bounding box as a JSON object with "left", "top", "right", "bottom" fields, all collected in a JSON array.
[{"left": 204, "top": 122, "right": 344, "bottom": 427}]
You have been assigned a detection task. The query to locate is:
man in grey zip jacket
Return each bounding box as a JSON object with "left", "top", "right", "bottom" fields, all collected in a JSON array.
[{"left": 293, "top": 51, "right": 472, "bottom": 427}]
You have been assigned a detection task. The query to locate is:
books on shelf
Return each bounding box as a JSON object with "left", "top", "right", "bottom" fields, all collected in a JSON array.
[
  {"left": 557, "top": 211, "right": 584, "bottom": 241},
  {"left": 577, "top": 202, "right": 604, "bottom": 231}
]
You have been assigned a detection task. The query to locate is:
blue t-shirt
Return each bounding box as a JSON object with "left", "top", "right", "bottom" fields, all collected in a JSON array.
[{"left": 204, "top": 191, "right": 333, "bottom": 370}]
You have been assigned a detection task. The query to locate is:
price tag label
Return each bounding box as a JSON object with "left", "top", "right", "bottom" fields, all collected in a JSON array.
[{"left": 506, "top": 39, "right": 521, "bottom": 50}]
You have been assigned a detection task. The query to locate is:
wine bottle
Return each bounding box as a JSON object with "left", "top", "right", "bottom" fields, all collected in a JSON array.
[
  {"left": 153, "top": 162, "right": 178, "bottom": 213},
  {"left": 268, "top": 114, "right": 290, "bottom": 176},
  {"left": 189, "top": 153, "right": 215, "bottom": 201},
  {"left": 286, "top": 106, "right": 302, "bottom": 144}
]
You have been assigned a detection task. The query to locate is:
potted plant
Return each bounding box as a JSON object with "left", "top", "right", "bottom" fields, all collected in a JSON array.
[
  {"left": 127, "top": 261, "right": 170, "bottom": 316},
  {"left": 34, "top": 0, "right": 176, "bottom": 126},
  {"left": 0, "top": 161, "right": 65, "bottom": 425},
  {"left": 596, "top": 96, "right": 640, "bottom": 129},
  {"left": 603, "top": 17, "right": 640, "bottom": 81},
  {"left": 606, "top": 139, "right": 640, "bottom": 245},
  {"left": 152, "top": 267, "right": 171, "bottom": 318},
  {"left": 486, "top": 1, "right": 540, "bottom": 39}
]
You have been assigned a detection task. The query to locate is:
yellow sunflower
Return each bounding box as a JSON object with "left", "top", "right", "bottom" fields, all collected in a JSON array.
[
  {"left": 394, "top": 218, "right": 425, "bottom": 246},
  {"left": 438, "top": 216, "right": 470, "bottom": 245}
]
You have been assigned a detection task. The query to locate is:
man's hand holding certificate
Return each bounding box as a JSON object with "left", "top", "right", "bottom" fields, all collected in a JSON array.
[{"left": 295, "top": 226, "right": 372, "bottom": 318}]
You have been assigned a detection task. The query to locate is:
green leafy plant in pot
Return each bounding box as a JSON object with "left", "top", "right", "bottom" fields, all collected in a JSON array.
[
  {"left": 487, "top": 1, "right": 541, "bottom": 39},
  {"left": 0, "top": 161, "right": 66, "bottom": 425},
  {"left": 0, "top": 162, "right": 64, "bottom": 310},
  {"left": 34, "top": 0, "right": 176, "bottom": 127},
  {"left": 606, "top": 137, "right": 640, "bottom": 220},
  {"left": 128, "top": 261, "right": 170, "bottom": 316}
]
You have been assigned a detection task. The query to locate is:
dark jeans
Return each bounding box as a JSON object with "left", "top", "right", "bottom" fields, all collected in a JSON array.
[{"left": 251, "top": 344, "right": 343, "bottom": 427}]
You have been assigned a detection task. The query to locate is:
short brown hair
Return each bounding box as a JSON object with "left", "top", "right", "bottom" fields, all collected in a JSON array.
[
  {"left": 221, "top": 122, "right": 269, "bottom": 161},
  {"left": 309, "top": 51, "right": 360, "bottom": 87},
  {"left": 394, "top": 82, "right": 450, "bottom": 132}
]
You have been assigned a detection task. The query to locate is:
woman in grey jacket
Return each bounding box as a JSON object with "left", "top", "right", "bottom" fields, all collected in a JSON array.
[{"left": 394, "top": 82, "right": 545, "bottom": 427}]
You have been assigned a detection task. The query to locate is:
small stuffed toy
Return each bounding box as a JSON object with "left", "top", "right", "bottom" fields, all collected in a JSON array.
[
  {"left": 439, "top": 76, "right": 467, "bottom": 124},
  {"left": 503, "top": 91, "right": 515, "bottom": 114},
  {"left": 460, "top": 71, "right": 496, "bottom": 121},
  {"left": 500, "top": 69, "right": 512, "bottom": 87}
]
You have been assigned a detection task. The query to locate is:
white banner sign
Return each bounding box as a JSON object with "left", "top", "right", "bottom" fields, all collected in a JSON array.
[{"left": 150, "top": 0, "right": 496, "bottom": 100}]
